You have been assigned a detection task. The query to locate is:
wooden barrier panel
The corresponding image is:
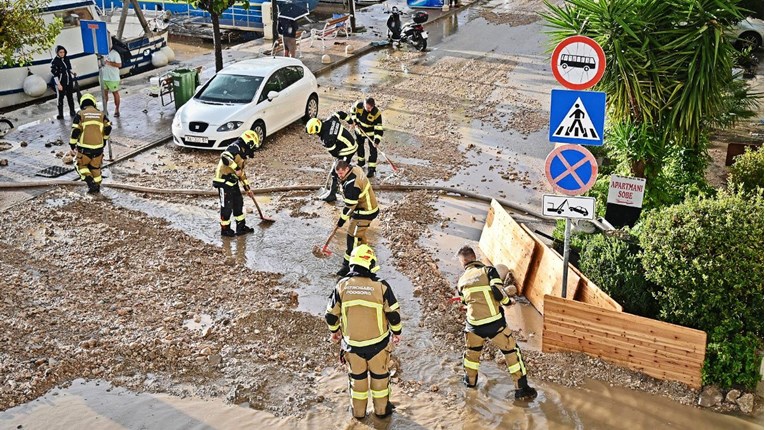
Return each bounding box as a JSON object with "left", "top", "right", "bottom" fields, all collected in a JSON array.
[
  {"left": 520, "top": 225, "right": 579, "bottom": 313},
  {"left": 478, "top": 200, "right": 536, "bottom": 295},
  {"left": 542, "top": 295, "right": 707, "bottom": 388}
]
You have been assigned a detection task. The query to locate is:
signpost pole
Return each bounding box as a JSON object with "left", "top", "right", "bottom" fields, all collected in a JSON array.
[{"left": 561, "top": 217, "right": 571, "bottom": 298}]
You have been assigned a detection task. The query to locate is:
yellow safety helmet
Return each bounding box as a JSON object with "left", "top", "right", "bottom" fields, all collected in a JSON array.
[
  {"left": 306, "top": 117, "right": 322, "bottom": 135},
  {"left": 241, "top": 129, "right": 260, "bottom": 151},
  {"left": 349, "top": 244, "right": 380, "bottom": 273},
  {"left": 79, "top": 93, "right": 97, "bottom": 108}
]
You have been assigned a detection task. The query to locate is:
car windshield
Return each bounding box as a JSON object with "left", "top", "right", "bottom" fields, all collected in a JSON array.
[{"left": 196, "top": 74, "right": 264, "bottom": 104}]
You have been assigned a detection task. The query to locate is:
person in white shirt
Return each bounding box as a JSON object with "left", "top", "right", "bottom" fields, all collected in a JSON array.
[{"left": 102, "top": 41, "right": 122, "bottom": 117}]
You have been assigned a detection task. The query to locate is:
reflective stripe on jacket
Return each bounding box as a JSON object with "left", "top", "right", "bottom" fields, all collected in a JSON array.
[
  {"left": 213, "top": 142, "right": 250, "bottom": 188},
  {"left": 340, "top": 166, "right": 379, "bottom": 221},
  {"left": 325, "top": 275, "right": 402, "bottom": 349},
  {"left": 457, "top": 262, "right": 510, "bottom": 327}
]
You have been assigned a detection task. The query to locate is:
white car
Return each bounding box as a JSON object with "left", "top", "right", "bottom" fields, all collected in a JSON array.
[
  {"left": 172, "top": 57, "right": 319, "bottom": 149},
  {"left": 734, "top": 17, "right": 764, "bottom": 50}
]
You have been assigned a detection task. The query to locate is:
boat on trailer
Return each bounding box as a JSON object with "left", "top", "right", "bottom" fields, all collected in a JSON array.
[{"left": 0, "top": 0, "right": 170, "bottom": 109}]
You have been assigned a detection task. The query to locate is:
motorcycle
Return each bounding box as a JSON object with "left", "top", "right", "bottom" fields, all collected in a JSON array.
[{"left": 387, "top": 7, "right": 428, "bottom": 52}]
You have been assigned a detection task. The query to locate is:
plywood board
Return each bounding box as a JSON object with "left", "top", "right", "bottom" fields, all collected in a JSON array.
[
  {"left": 478, "top": 199, "right": 537, "bottom": 295},
  {"left": 542, "top": 295, "right": 706, "bottom": 388},
  {"left": 520, "top": 224, "right": 579, "bottom": 314}
]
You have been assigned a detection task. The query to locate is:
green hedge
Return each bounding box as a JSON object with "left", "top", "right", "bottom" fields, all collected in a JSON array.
[
  {"left": 578, "top": 233, "right": 659, "bottom": 318},
  {"left": 729, "top": 145, "right": 764, "bottom": 193},
  {"left": 639, "top": 188, "right": 764, "bottom": 388}
]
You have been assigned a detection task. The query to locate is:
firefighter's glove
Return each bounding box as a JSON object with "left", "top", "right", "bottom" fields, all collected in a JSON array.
[
  {"left": 337, "top": 217, "right": 346, "bottom": 228},
  {"left": 339, "top": 350, "right": 346, "bottom": 365},
  {"left": 373, "top": 139, "right": 381, "bottom": 147}
]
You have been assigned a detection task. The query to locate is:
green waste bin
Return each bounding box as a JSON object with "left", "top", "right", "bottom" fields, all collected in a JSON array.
[{"left": 170, "top": 68, "right": 199, "bottom": 109}]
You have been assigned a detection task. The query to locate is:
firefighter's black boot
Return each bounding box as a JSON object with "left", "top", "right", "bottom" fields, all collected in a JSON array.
[
  {"left": 85, "top": 176, "right": 99, "bottom": 194},
  {"left": 322, "top": 175, "right": 338, "bottom": 203},
  {"left": 463, "top": 374, "right": 477, "bottom": 388},
  {"left": 366, "top": 167, "right": 376, "bottom": 178},
  {"left": 374, "top": 402, "right": 396, "bottom": 418},
  {"left": 221, "top": 226, "right": 236, "bottom": 237},
  {"left": 514, "top": 376, "right": 537, "bottom": 400},
  {"left": 235, "top": 221, "right": 255, "bottom": 235}
]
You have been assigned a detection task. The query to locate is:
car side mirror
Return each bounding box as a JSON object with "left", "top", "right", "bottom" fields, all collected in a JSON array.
[{"left": 267, "top": 90, "right": 279, "bottom": 101}]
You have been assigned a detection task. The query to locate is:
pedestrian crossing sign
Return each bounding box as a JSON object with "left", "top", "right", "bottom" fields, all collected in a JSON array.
[{"left": 549, "top": 89, "right": 606, "bottom": 146}]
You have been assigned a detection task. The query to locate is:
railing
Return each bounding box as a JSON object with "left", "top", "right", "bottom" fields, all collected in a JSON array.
[{"left": 95, "top": 0, "right": 265, "bottom": 28}]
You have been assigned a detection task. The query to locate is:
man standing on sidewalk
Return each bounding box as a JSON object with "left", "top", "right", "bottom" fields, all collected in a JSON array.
[
  {"left": 455, "top": 245, "right": 537, "bottom": 400},
  {"left": 325, "top": 244, "right": 401, "bottom": 419},
  {"left": 102, "top": 39, "right": 122, "bottom": 117},
  {"left": 69, "top": 94, "right": 111, "bottom": 194},
  {"left": 277, "top": 16, "right": 298, "bottom": 58}
]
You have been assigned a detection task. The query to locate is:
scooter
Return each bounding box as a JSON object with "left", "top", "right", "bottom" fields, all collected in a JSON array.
[{"left": 387, "top": 7, "right": 429, "bottom": 52}]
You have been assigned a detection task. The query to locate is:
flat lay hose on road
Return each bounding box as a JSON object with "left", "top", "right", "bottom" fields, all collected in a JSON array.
[{"left": 0, "top": 180, "right": 542, "bottom": 220}]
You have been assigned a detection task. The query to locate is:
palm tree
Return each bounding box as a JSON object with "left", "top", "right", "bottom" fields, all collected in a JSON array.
[{"left": 541, "top": 0, "right": 745, "bottom": 180}]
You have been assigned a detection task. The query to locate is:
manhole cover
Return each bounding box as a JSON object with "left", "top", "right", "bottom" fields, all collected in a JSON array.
[{"left": 35, "top": 165, "right": 74, "bottom": 178}]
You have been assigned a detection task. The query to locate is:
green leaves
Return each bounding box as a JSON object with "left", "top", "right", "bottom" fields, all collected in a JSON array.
[
  {"left": 639, "top": 188, "right": 764, "bottom": 388},
  {"left": 0, "top": 0, "right": 63, "bottom": 67}
]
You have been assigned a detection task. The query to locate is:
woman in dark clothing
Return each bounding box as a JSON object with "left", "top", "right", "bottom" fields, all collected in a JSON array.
[{"left": 50, "top": 45, "right": 77, "bottom": 120}]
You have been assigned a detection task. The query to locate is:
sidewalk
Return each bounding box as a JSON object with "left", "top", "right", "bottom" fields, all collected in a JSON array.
[{"left": 0, "top": 0, "right": 464, "bottom": 188}]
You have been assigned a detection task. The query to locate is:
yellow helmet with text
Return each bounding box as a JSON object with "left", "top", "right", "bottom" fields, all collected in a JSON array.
[
  {"left": 240, "top": 129, "right": 261, "bottom": 152},
  {"left": 349, "top": 244, "right": 380, "bottom": 273},
  {"left": 306, "top": 117, "right": 322, "bottom": 135}
]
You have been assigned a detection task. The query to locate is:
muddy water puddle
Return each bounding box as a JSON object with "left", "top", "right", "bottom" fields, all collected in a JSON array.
[{"left": 4, "top": 375, "right": 760, "bottom": 429}]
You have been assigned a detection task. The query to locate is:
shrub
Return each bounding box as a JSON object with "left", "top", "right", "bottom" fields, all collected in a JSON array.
[
  {"left": 578, "top": 233, "right": 659, "bottom": 318},
  {"left": 729, "top": 145, "right": 764, "bottom": 193},
  {"left": 704, "top": 327, "right": 763, "bottom": 389},
  {"left": 640, "top": 189, "right": 764, "bottom": 388}
]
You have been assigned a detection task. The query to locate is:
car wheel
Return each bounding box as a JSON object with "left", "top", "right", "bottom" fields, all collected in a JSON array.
[
  {"left": 251, "top": 121, "right": 266, "bottom": 148},
  {"left": 0, "top": 118, "right": 13, "bottom": 137},
  {"left": 736, "top": 31, "right": 762, "bottom": 51},
  {"left": 304, "top": 94, "right": 319, "bottom": 123}
]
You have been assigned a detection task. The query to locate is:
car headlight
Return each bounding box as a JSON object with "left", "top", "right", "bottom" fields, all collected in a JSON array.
[
  {"left": 172, "top": 115, "right": 181, "bottom": 128},
  {"left": 217, "top": 121, "right": 243, "bottom": 132}
]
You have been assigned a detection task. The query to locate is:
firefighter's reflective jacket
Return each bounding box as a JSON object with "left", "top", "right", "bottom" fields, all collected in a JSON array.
[
  {"left": 340, "top": 166, "right": 379, "bottom": 222},
  {"left": 69, "top": 106, "right": 111, "bottom": 152},
  {"left": 457, "top": 261, "right": 511, "bottom": 335},
  {"left": 319, "top": 115, "right": 358, "bottom": 159},
  {"left": 336, "top": 101, "right": 383, "bottom": 144},
  {"left": 325, "top": 270, "right": 402, "bottom": 353},
  {"left": 212, "top": 141, "right": 250, "bottom": 189}
]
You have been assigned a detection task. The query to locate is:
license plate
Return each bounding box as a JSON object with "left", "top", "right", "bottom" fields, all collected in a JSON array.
[
  {"left": 185, "top": 135, "right": 208, "bottom": 144},
  {"left": 421, "top": 32, "right": 428, "bottom": 39}
]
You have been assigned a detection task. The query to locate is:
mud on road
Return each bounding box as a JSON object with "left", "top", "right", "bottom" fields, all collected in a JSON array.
[{"left": 1, "top": 2, "right": 762, "bottom": 427}]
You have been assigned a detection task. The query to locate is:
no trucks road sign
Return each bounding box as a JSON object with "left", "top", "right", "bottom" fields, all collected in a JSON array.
[{"left": 551, "top": 35, "right": 606, "bottom": 90}]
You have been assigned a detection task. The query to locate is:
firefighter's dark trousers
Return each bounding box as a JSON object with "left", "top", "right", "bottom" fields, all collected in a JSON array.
[
  {"left": 464, "top": 326, "right": 527, "bottom": 388},
  {"left": 218, "top": 185, "right": 245, "bottom": 228},
  {"left": 346, "top": 344, "right": 392, "bottom": 418},
  {"left": 355, "top": 131, "right": 378, "bottom": 169}
]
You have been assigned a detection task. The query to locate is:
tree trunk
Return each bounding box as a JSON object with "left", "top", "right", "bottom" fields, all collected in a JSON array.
[
  {"left": 631, "top": 159, "right": 646, "bottom": 178},
  {"left": 211, "top": 13, "right": 223, "bottom": 72}
]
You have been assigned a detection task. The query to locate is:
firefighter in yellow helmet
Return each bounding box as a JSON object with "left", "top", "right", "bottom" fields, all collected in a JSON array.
[
  {"left": 456, "top": 245, "right": 537, "bottom": 400},
  {"left": 69, "top": 93, "right": 111, "bottom": 193},
  {"left": 212, "top": 130, "right": 260, "bottom": 237},
  {"left": 306, "top": 115, "right": 357, "bottom": 202},
  {"left": 325, "top": 244, "right": 402, "bottom": 420},
  {"left": 334, "top": 159, "right": 379, "bottom": 277}
]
